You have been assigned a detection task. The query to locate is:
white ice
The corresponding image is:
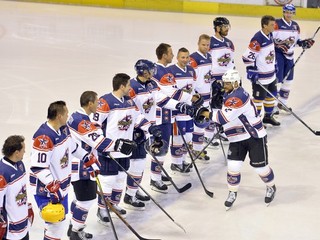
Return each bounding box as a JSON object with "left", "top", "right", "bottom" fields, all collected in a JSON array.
[{"left": 0, "top": 1, "right": 320, "bottom": 239}]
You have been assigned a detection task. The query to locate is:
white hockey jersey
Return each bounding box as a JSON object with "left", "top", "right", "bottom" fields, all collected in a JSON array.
[
  {"left": 0, "top": 158, "right": 29, "bottom": 239},
  {"left": 273, "top": 18, "right": 301, "bottom": 60},
  {"left": 242, "top": 30, "right": 276, "bottom": 85},
  {"left": 189, "top": 51, "right": 213, "bottom": 107},
  {"left": 210, "top": 86, "right": 266, "bottom": 142},
  {"left": 91, "top": 93, "right": 150, "bottom": 158},
  {"left": 209, "top": 36, "right": 235, "bottom": 80}
]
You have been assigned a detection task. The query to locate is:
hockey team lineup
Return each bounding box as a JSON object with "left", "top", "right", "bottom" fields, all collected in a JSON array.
[{"left": 0, "top": 1, "right": 320, "bottom": 240}]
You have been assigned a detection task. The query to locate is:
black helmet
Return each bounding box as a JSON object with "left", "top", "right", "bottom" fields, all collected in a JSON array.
[{"left": 213, "top": 17, "right": 230, "bottom": 28}]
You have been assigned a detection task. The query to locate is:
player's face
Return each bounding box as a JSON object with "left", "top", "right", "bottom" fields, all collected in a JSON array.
[
  {"left": 223, "top": 81, "right": 234, "bottom": 93},
  {"left": 122, "top": 81, "right": 132, "bottom": 96},
  {"left": 90, "top": 96, "right": 99, "bottom": 113},
  {"left": 177, "top": 51, "right": 190, "bottom": 68},
  {"left": 59, "top": 106, "right": 69, "bottom": 126},
  {"left": 219, "top": 25, "right": 229, "bottom": 37},
  {"left": 15, "top": 142, "right": 26, "bottom": 161},
  {"left": 264, "top": 20, "right": 275, "bottom": 34},
  {"left": 198, "top": 39, "right": 210, "bottom": 55},
  {"left": 164, "top": 47, "right": 174, "bottom": 64},
  {"left": 283, "top": 11, "right": 294, "bottom": 22}
]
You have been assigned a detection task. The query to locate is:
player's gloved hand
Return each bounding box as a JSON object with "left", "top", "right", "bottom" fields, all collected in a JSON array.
[
  {"left": 191, "top": 93, "right": 204, "bottom": 108},
  {"left": 148, "top": 125, "right": 162, "bottom": 142},
  {"left": 45, "top": 180, "right": 63, "bottom": 204},
  {"left": 0, "top": 215, "right": 7, "bottom": 239},
  {"left": 297, "top": 38, "right": 315, "bottom": 49},
  {"left": 83, "top": 153, "right": 101, "bottom": 177},
  {"left": 175, "top": 102, "right": 197, "bottom": 117},
  {"left": 115, "top": 138, "right": 137, "bottom": 155},
  {"left": 133, "top": 128, "right": 147, "bottom": 145},
  {"left": 246, "top": 66, "right": 259, "bottom": 83},
  {"left": 277, "top": 43, "right": 289, "bottom": 53},
  {"left": 28, "top": 203, "right": 34, "bottom": 225},
  {"left": 210, "top": 80, "right": 224, "bottom": 109}
]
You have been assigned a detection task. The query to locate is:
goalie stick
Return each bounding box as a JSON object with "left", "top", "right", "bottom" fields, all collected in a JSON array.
[
  {"left": 107, "top": 153, "right": 187, "bottom": 234},
  {"left": 257, "top": 81, "right": 320, "bottom": 136}
]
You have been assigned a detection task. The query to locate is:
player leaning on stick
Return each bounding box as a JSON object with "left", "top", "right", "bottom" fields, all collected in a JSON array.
[
  {"left": 195, "top": 69, "right": 276, "bottom": 210},
  {"left": 273, "top": 4, "right": 315, "bottom": 114}
]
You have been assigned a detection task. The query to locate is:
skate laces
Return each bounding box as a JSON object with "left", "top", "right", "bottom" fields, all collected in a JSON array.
[
  {"left": 266, "top": 186, "right": 274, "bottom": 197},
  {"left": 226, "top": 192, "right": 236, "bottom": 202}
]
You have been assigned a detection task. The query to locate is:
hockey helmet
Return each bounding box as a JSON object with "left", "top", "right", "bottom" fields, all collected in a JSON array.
[
  {"left": 194, "top": 116, "right": 210, "bottom": 129},
  {"left": 134, "top": 59, "right": 157, "bottom": 76},
  {"left": 40, "top": 202, "right": 65, "bottom": 223},
  {"left": 213, "top": 17, "right": 230, "bottom": 28},
  {"left": 222, "top": 69, "right": 241, "bottom": 83},
  {"left": 283, "top": 4, "right": 295, "bottom": 14},
  {"left": 144, "top": 138, "right": 168, "bottom": 157}
]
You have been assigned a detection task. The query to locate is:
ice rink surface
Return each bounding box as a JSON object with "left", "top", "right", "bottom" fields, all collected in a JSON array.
[{"left": 0, "top": 1, "right": 320, "bottom": 239}]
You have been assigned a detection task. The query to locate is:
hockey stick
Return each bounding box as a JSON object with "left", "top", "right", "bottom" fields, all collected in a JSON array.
[
  {"left": 282, "top": 26, "right": 320, "bottom": 83},
  {"left": 95, "top": 175, "right": 119, "bottom": 240},
  {"left": 176, "top": 124, "right": 214, "bottom": 198},
  {"left": 96, "top": 173, "right": 160, "bottom": 240},
  {"left": 146, "top": 148, "right": 192, "bottom": 194},
  {"left": 107, "top": 153, "right": 186, "bottom": 234},
  {"left": 257, "top": 81, "right": 320, "bottom": 136},
  {"left": 215, "top": 126, "right": 227, "bottom": 164}
]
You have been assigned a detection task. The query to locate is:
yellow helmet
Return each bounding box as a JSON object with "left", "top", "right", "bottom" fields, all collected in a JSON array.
[{"left": 40, "top": 202, "right": 65, "bottom": 223}]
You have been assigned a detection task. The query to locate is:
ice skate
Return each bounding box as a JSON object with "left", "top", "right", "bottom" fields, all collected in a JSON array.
[
  {"left": 136, "top": 189, "right": 151, "bottom": 201},
  {"left": 69, "top": 227, "right": 93, "bottom": 240},
  {"left": 161, "top": 174, "right": 172, "bottom": 185},
  {"left": 278, "top": 103, "right": 292, "bottom": 114},
  {"left": 97, "top": 208, "right": 110, "bottom": 226},
  {"left": 224, "top": 191, "right": 237, "bottom": 211},
  {"left": 263, "top": 115, "right": 281, "bottom": 126},
  {"left": 110, "top": 204, "right": 127, "bottom": 218},
  {"left": 265, "top": 185, "right": 276, "bottom": 206},
  {"left": 171, "top": 163, "right": 190, "bottom": 175},
  {"left": 124, "top": 193, "right": 145, "bottom": 211},
  {"left": 204, "top": 137, "right": 220, "bottom": 149},
  {"left": 150, "top": 179, "right": 168, "bottom": 193},
  {"left": 192, "top": 149, "right": 210, "bottom": 163}
]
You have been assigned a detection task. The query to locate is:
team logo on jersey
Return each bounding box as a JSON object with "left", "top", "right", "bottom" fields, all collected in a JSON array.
[
  {"left": 142, "top": 98, "right": 154, "bottom": 114},
  {"left": 182, "top": 84, "right": 193, "bottom": 94},
  {"left": 38, "top": 137, "right": 49, "bottom": 149},
  {"left": 225, "top": 97, "right": 243, "bottom": 108},
  {"left": 118, "top": 115, "right": 133, "bottom": 131},
  {"left": 16, "top": 184, "right": 27, "bottom": 206},
  {"left": 204, "top": 71, "right": 214, "bottom": 83},
  {"left": 166, "top": 73, "right": 175, "bottom": 83},
  {"left": 217, "top": 53, "right": 231, "bottom": 66},
  {"left": 265, "top": 50, "right": 275, "bottom": 64},
  {"left": 60, "top": 149, "right": 69, "bottom": 168}
]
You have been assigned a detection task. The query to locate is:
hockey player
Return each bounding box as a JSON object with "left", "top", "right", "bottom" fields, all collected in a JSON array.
[
  {"left": 195, "top": 69, "right": 276, "bottom": 210},
  {"left": 125, "top": 59, "right": 197, "bottom": 208},
  {"left": 209, "top": 17, "right": 235, "bottom": 146},
  {"left": 167, "top": 47, "right": 202, "bottom": 173},
  {"left": 273, "top": 4, "right": 315, "bottom": 113},
  {"left": 243, "top": 15, "right": 280, "bottom": 126},
  {"left": 91, "top": 73, "right": 154, "bottom": 224},
  {"left": 0, "top": 135, "right": 33, "bottom": 240},
  {"left": 67, "top": 91, "right": 135, "bottom": 239},
  {"left": 29, "top": 101, "right": 97, "bottom": 240},
  {"left": 190, "top": 34, "right": 214, "bottom": 161}
]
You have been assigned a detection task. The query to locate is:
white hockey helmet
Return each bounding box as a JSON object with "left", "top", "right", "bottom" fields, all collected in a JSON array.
[{"left": 222, "top": 69, "right": 241, "bottom": 83}]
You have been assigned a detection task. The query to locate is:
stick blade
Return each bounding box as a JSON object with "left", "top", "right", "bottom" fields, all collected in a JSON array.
[
  {"left": 314, "top": 131, "right": 320, "bottom": 136},
  {"left": 206, "top": 190, "right": 214, "bottom": 198},
  {"left": 178, "top": 183, "right": 192, "bottom": 193}
]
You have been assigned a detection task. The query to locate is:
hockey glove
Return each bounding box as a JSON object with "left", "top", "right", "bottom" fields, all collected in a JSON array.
[
  {"left": 210, "top": 80, "right": 224, "bottom": 109},
  {"left": 133, "top": 128, "right": 147, "bottom": 145},
  {"left": 175, "top": 102, "right": 197, "bottom": 117},
  {"left": 45, "top": 180, "right": 63, "bottom": 204},
  {"left": 148, "top": 125, "right": 162, "bottom": 142},
  {"left": 115, "top": 138, "right": 137, "bottom": 155},
  {"left": 83, "top": 153, "right": 101, "bottom": 177},
  {"left": 297, "top": 38, "right": 315, "bottom": 49},
  {"left": 28, "top": 203, "right": 34, "bottom": 225},
  {"left": 191, "top": 93, "right": 204, "bottom": 108},
  {"left": 0, "top": 215, "right": 6, "bottom": 239},
  {"left": 246, "top": 66, "right": 259, "bottom": 83}
]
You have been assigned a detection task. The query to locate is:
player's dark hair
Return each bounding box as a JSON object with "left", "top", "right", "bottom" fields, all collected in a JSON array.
[
  {"left": 47, "top": 101, "right": 66, "bottom": 120},
  {"left": 113, "top": 73, "right": 130, "bottom": 91},
  {"left": 80, "top": 91, "right": 97, "bottom": 107},
  {"left": 156, "top": 43, "right": 171, "bottom": 60},
  {"left": 261, "top": 15, "right": 276, "bottom": 28},
  {"left": 177, "top": 47, "right": 189, "bottom": 55},
  {"left": 2, "top": 135, "right": 25, "bottom": 157}
]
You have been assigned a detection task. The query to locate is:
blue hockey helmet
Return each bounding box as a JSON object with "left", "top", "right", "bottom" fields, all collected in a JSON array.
[
  {"left": 144, "top": 138, "right": 168, "bottom": 157},
  {"left": 213, "top": 17, "right": 230, "bottom": 29},
  {"left": 194, "top": 117, "right": 210, "bottom": 129},
  {"left": 134, "top": 59, "right": 157, "bottom": 76},
  {"left": 283, "top": 4, "right": 295, "bottom": 14}
]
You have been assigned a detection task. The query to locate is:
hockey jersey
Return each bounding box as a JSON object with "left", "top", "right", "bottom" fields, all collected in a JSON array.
[
  {"left": 209, "top": 36, "right": 235, "bottom": 80},
  {"left": 0, "top": 158, "right": 29, "bottom": 239},
  {"left": 189, "top": 51, "right": 213, "bottom": 106},
  {"left": 129, "top": 78, "right": 179, "bottom": 123},
  {"left": 67, "top": 108, "right": 116, "bottom": 181},
  {"left": 210, "top": 86, "right": 266, "bottom": 142},
  {"left": 167, "top": 64, "right": 196, "bottom": 121},
  {"left": 91, "top": 93, "right": 150, "bottom": 158},
  {"left": 273, "top": 18, "right": 301, "bottom": 59},
  {"left": 242, "top": 30, "right": 276, "bottom": 85},
  {"left": 30, "top": 122, "right": 87, "bottom": 198}
]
